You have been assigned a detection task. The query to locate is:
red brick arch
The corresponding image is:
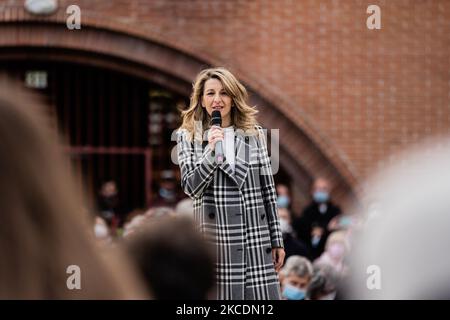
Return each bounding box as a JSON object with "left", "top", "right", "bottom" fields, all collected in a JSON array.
[{"left": 0, "top": 6, "right": 359, "bottom": 210}]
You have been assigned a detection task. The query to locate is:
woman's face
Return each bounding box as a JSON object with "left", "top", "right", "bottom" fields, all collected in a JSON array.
[{"left": 202, "top": 78, "right": 233, "bottom": 126}]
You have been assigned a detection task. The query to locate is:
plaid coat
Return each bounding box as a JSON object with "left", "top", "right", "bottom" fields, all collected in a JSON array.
[{"left": 177, "top": 125, "right": 283, "bottom": 300}]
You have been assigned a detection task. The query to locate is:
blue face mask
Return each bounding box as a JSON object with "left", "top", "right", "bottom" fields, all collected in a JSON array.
[
  {"left": 282, "top": 284, "right": 306, "bottom": 300},
  {"left": 313, "top": 191, "right": 329, "bottom": 203},
  {"left": 311, "top": 235, "right": 321, "bottom": 247},
  {"left": 277, "top": 195, "right": 290, "bottom": 208},
  {"left": 159, "top": 188, "right": 175, "bottom": 200},
  {"left": 339, "top": 216, "right": 352, "bottom": 227}
]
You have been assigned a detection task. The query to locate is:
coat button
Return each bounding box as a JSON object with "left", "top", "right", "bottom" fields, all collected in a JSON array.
[
  {"left": 208, "top": 212, "right": 215, "bottom": 219},
  {"left": 245, "top": 137, "right": 249, "bottom": 142},
  {"left": 266, "top": 248, "right": 272, "bottom": 254},
  {"left": 261, "top": 214, "right": 266, "bottom": 220}
]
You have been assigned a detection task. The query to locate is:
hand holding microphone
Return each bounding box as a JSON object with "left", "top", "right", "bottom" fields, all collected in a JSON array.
[{"left": 209, "top": 110, "right": 224, "bottom": 164}]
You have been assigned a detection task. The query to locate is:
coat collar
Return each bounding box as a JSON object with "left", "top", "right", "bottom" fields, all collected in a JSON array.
[{"left": 202, "top": 129, "right": 251, "bottom": 189}]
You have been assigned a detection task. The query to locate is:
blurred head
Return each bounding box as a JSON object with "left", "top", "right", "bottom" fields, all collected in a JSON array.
[
  {"left": 145, "top": 206, "right": 175, "bottom": 219},
  {"left": 312, "top": 178, "right": 331, "bottom": 203},
  {"left": 276, "top": 184, "right": 290, "bottom": 196},
  {"left": 276, "top": 184, "right": 291, "bottom": 209},
  {"left": 123, "top": 214, "right": 148, "bottom": 238},
  {"left": 100, "top": 180, "right": 118, "bottom": 198},
  {"left": 0, "top": 78, "right": 145, "bottom": 298},
  {"left": 278, "top": 207, "right": 291, "bottom": 223},
  {"left": 325, "top": 230, "right": 349, "bottom": 261},
  {"left": 278, "top": 208, "right": 292, "bottom": 234},
  {"left": 346, "top": 139, "right": 450, "bottom": 299},
  {"left": 94, "top": 216, "right": 110, "bottom": 240},
  {"left": 158, "top": 172, "right": 177, "bottom": 203},
  {"left": 123, "top": 207, "right": 177, "bottom": 238},
  {"left": 125, "top": 216, "right": 215, "bottom": 299},
  {"left": 175, "top": 198, "right": 194, "bottom": 218},
  {"left": 307, "top": 264, "right": 340, "bottom": 300},
  {"left": 179, "top": 67, "right": 258, "bottom": 141},
  {"left": 280, "top": 256, "right": 313, "bottom": 300}
]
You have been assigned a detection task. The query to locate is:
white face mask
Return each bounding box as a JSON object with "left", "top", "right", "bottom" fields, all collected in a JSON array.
[
  {"left": 94, "top": 224, "right": 109, "bottom": 239},
  {"left": 280, "top": 218, "right": 292, "bottom": 234}
]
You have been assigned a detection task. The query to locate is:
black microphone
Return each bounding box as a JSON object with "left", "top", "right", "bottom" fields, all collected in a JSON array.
[{"left": 211, "top": 110, "right": 224, "bottom": 164}]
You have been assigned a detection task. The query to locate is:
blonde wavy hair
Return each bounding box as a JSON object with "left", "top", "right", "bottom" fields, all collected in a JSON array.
[{"left": 179, "top": 67, "right": 259, "bottom": 142}]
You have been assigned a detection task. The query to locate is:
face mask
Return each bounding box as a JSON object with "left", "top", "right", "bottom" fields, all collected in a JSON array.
[
  {"left": 313, "top": 191, "right": 329, "bottom": 203},
  {"left": 328, "top": 243, "right": 345, "bottom": 260},
  {"left": 280, "top": 218, "right": 292, "bottom": 234},
  {"left": 277, "top": 195, "right": 290, "bottom": 208},
  {"left": 94, "top": 224, "right": 109, "bottom": 239},
  {"left": 159, "top": 188, "right": 175, "bottom": 201},
  {"left": 339, "top": 216, "right": 352, "bottom": 227},
  {"left": 282, "top": 284, "right": 306, "bottom": 300},
  {"left": 311, "top": 234, "right": 321, "bottom": 247}
]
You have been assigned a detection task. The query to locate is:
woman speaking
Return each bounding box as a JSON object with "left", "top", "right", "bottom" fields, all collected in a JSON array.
[{"left": 177, "top": 67, "right": 285, "bottom": 300}]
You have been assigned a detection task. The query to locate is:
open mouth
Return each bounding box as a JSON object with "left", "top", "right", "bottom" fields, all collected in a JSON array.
[{"left": 212, "top": 106, "right": 223, "bottom": 111}]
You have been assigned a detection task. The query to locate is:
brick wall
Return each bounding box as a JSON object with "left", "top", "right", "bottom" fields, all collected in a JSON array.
[{"left": 1, "top": 0, "right": 449, "bottom": 188}]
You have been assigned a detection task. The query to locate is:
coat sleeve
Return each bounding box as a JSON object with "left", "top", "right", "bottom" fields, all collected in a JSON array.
[
  {"left": 256, "top": 126, "right": 284, "bottom": 249},
  {"left": 177, "top": 129, "right": 219, "bottom": 199}
]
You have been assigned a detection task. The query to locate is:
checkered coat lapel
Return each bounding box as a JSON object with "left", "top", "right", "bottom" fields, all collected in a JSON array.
[
  {"left": 216, "top": 130, "right": 249, "bottom": 189},
  {"left": 177, "top": 125, "right": 283, "bottom": 300}
]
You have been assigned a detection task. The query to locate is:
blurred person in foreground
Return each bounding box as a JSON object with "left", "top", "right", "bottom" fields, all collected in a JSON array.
[
  {"left": 345, "top": 138, "right": 450, "bottom": 299},
  {"left": 124, "top": 216, "right": 215, "bottom": 299},
  {"left": 293, "top": 178, "right": 341, "bottom": 260},
  {"left": 174, "top": 197, "right": 194, "bottom": 218},
  {"left": 122, "top": 206, "right": 175, "bottom": 238},
  {"left": 0, "top": 78, "right": 146, "bottom": 299}
]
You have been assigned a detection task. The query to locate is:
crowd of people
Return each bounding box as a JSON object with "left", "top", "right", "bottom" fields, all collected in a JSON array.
[
  {"left": 275, "top": 178, "right": 355, "bottom": 299},
  {"left": 92, "top": 173, "right": 361, "bottom": 300}
]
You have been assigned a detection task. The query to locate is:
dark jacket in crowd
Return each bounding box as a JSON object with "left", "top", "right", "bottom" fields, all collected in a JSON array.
[
  {"left": 292, "top": 201, "right": 341, "bottom": 260},
  {"left": 283, "top": 232, "right": 311, "bottom": 262}
]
